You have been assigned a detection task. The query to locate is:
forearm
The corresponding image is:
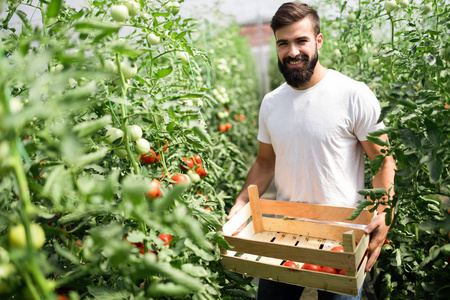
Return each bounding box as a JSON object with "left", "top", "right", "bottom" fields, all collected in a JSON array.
[
  {"left": 235, "top": 160, "right": 275, "bottom": 205},
  {"left": 372, "top": 155, "right": 396, "bottom": 214}
]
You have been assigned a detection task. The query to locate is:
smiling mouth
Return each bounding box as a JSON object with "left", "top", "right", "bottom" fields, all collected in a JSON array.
[{"left": 287, "top": 60, "right": 303, "bottom": 67}]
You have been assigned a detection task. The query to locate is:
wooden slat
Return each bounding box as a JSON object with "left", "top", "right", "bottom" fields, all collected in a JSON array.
[
  {"left": 259, "top": 199, "right": 370, "bottom": 225},
  {"left": 322, "top": 239, "right": 342, "bottom": 251},
  {"left": 262, "top": 217, "right": 365, "bottom": 242},
  {"left": 258, "top": 232, "right": 300, "bottom": 265},
  {"left": 240, "top": 231, "right": 276, "bottom": 261},
  {"left": 248, "top": 185, "right": 264, "bottom": 233},
  {"left": 342, "top": 231, "right": 356, "bottom": 276},
  {"left": 221, "top": 256, "right": 362, "bottom": 296},
  {"left": 224, "top": 235, "right": 357, "bottom": 272},
  {"left": 222, "top": 202, "right": 251, "bottom": 236}
]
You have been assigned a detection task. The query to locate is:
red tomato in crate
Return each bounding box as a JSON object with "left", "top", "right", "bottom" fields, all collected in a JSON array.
[
  {"left": 282, "top": 261, "right": 298, "bottom": 269},
  {"left": 331, "top": 246, "right": 344, "bottom": 252},
  {"left": 301, "top": 264, "right": 321, "bottom": 271},
  {"left": 338, "top": 269, "right": 346, "bottom": 275},
  {"left": 320, "top": 266, "right": 337, "bottom": 274}
]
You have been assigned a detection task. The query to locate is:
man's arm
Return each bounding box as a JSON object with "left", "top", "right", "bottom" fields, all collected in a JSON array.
[
  {"left": 227, "top": 142, "right": 276, "bottom": 220},
  {"left": 361, "top": 133, "right": 397, "bottom": 272}
]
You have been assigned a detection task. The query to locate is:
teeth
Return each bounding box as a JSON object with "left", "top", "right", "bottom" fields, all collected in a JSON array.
[{"left": 289, "top": 61, "right": 301, "bottom": 64}]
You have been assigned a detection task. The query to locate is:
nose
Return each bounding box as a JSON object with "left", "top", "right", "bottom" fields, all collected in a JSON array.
[{"left": 287, "top": 43, "right": 300, "bottom": 58}]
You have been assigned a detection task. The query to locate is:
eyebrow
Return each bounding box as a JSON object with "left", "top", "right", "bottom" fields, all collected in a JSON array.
[{"left": 276, "top": 36, "right": 310, "bottom": 45}]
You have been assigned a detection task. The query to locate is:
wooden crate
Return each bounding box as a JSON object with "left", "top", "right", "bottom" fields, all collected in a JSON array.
[{"left": 221, "top": 185, "right": 373, "bottom": 296}]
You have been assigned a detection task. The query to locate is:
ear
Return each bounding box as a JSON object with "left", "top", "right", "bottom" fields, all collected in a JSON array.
[{"left": 316, "top": 33, "right": 324, "bottom": 50}]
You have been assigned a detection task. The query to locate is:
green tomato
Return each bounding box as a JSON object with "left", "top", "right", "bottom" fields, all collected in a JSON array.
[
  {"left": 9, "top": 97, "right": 23, "bottom": 113},
  {"left": 385, "top": 0, "right": 398, "bottom": 13},
  {"left": 331, "top": 21, "right": 340, "bottom": 30},
  {"left": 171, "top": 1, "right": 181, "bottom": 14},
  {"left": 0, "top": 247, "right": 9, "bottom": 264},
  {"left": 110, "top": 5, "right": 129, "bottom": 22},
  {"left": 114, "top": 149, "right": 128, "bottom": 158},
  {"left": 347, "top": 54, "right": 359, "bottom": 64},
  {"left": 9, "top": 223, "right": 46, "bottom": 250},
  {"left": 397, "top": 0, "right": 409, "bottom": 8},
  {"left": 368, "top": 56, "right": 380, "bottom": 67},
  {"left": 349, "top": 45, "right": 358, "bottom": 54},
  {"left": 146, "top": 33, "right": 160, "bottom": 46},
  {"left": 332, "top": 49, "right": 342, "bottom": 59},
  {"left": 135, "top": 138, "right": 150, "bottom": 155},
  {"left": 124, "top": 1, "right": 140, "bottom": 17},
  {"left": 128, "top": 125, "right": 143, "bottom": 142},
  {"left": 120, "top": 60, "right": 138, "bottom": 79},
  {"left": 0, "top": 263, "right": 16, "bottom": 279},
  {"left": 104, "top": 59, "right": 117, "bottom": 73},
  {"left": 106, "top": 127, "right": 124, "bottom": 143},
  {"left": 176, "top": 51, "right": 189, "bottom": 63},
  {"left": 346, "top": 12, "right": 357, "bottom": 23},
  {"left": 163, "top": 1, "right": 173, "bottom": 11},
  {"left": 187, "top": 170, "right": 200, "bottom": 183},
  {"left": 422, "top": 2, "right": 432, "bottom": 14}
]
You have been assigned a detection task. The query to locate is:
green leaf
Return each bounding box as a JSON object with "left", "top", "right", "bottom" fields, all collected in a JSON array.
[
  {"left": 397, "top": 98, "right": 417, "bottom": 109},
  {"left": 74, "top": 148, "right": 108, "bottom": 171},
  {"left": 366, "top": 136, "right": 389, "bottom": 147},
  {"left": 426, "top": 158, "right": 442, "bottom": 183},
  {"left": 191, "top": 125, "right": 211, "bottom": 144},
  {"left": 87, "top": 286, "right": 130, "bottom": 300},
  {"left": 346, "top": 200, "right": 373, "bottom": 220},
  {"left": 73, "top": 115, "right": 111, "bottom": 138},
  {"left": 184, "top": 238, "right": 216, "bottom": 261},
  {"left": 147, "top": 282, "right": 191, "bottom": 297},
  {"left": 181, "top": 263, "right": 209, "bottom": 277},
  {"left": 156, "top": 66, "right": 173, "bottom": 78},
  {"left": 368, "top": 127, "right": 395, "bottom": 137},
  {"left": 357, "top": 188, "right": 387, "bottom": 199},
  {"left": 46, "top": 0, "right": 62, "bottom": 19},
  {"left": 54, "top": 242, "right": 80, "bottom": 264},
  {"left": 194, "top": 207, "right": 222, "bottom": 228}
]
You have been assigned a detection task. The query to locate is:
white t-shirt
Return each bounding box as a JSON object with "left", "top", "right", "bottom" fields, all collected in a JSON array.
[{"left": 258, "top": 69, "right": 385, "bottom": 208}]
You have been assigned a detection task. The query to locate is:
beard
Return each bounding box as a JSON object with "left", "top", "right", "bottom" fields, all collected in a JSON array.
[{"left": 278, "top": 48, "right": 319, "bottom": 89}]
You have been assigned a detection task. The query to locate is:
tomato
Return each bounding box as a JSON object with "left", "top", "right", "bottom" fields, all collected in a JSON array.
[
  {"left": 346, "top": 12, "right": 357, "bottom": 23},
  {"left": 384, "top": 0, "right": 398, "bottom": 13},
  {"left": 110, "top": 5, "right": 129, "bottom": 22},
  {"left": 146, "top": 32, "right": 160, "bottom": 46},
  {"left": 162, "top": 139, "right": 169, "bottom": 152},
  {"left": 124, "top": 1, "right": 140, "bottom": 17},
  {"left": 338, "top": 269, "right": 346, "bottom": 275},
  {"left": 187, "top": 170, "right": 201, "bottom": 183},
  {"left": 282, "top": 261, "right": 298, "bottom": 269},
  {"left": 331, "top": 246, "right": 344, "bottom": 252},
  {"left": 320, "top": 266, "right": 337, "bottom": 274},
  {"left": 195, "top": 166, "right": 208, "bottom": 178},
  {"left": 114, "top": 149, "right": 128, "bottom": 158},
  {"left": 239, "top": 114, "right": 245, "bottom": 120},
  {"left": 225, "top": 123, "right": 232, "bottom": 130},
  {"left": 397, "top": 0, "right": 409, "bottom": 8},
  {"left": 146, "top": 179, "right": 162, "bottom": 199},
  {"left": 106, "top": 127, "right": 123, "bottom": 144},
  {"left": 170, "top": 174, "right": 190, "bottom": 185},
  {"left": 422, "top": 2, "right": 432, "bottom": 14},
  {"left": 140, "top": 149, "right": 157, "bottom": 164},
  {"left": 104, "top": 59, "right": 117, "bottom": 73},
  {"left": 171, "top": 1, "right": 180, "bottom": 14},
  {"left": 76, "top": 240, "right": 83, "bottom": 247},
  {"left": 9, "top": 223, "right": 45, "bottom": 250},
  {"left": 159, "top": 234, "right": 173, "bottom": 246},
  {"left": 301, "top": 264, "right": 321, "bottom": 271},
  {"left": 381, "top": 244, "right": 393, "bottom": 254},
  {"left": 180, "top": 157, "right": 194, "bottom": 170},
  {"left": 128, "top": 125, "right": 142, "bottom": 142},
  {"left": 219, "top": 125, "right": 227, "bottom": 132},
  {"left": 193, "top": 155, "right": 202, "bottom": 166},
  {"left": 332, "top": 49, "right": 342, "bottom": 58},
  {"left": 120, "top": 59, "right": 138, "bottom": 79},
  {"left": 368, "top": 57, "right": 380, "bottom": 67},
  {"left": 204, "top": 206, "right": 212, "bottom": 213},
  {"left": 57, "top": 295, "right": 70, "bottom": 300},
  {"left": 135, "top": 138, "right": 150, "bottom": 155},
  {"left": 175, "top": 51, "right": 189, "bottom": 63}
]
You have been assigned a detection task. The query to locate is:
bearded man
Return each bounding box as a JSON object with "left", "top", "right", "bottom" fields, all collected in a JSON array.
[{"left": 227, "top": 2, "right": 396, "bottom": 300}]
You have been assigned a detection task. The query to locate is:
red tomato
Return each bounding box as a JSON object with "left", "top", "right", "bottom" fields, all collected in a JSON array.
[
  {"left": 320, "top": 266, "right": 337, "bottom": 274},
  {"left": 193, "top": 155, "right": 202, "bottom": 166},
  {"left": 219, "top": 125, "right": 227, "bottom": 132},
  {"left": 239, "top": 114, "right": 245, "bottom": 120},
  {"left": 170, "top": 174, "right": 189, "bottom": 185},
  {"left": 301, "top": 264, "right": 321, "bottom": 271},
  {"left": 331, "top": 246, "right": 344, "bottom": 252},
  {"left": 225, "top": 123, "right": 232, "bottom": 130},
  {"left": 58, "top": 295, "right": 70, "bottom": 300},
  {"left": 159, "top": 234, "right": 173, "bottom": 246},
  {"left": 180, "top": 157, "right": 194, "bottom": 170},
  {"left": 282, "top": 261, "right": 298, "bottom": 269},
  {"left": 204, "top": 206, "right": 212, "bottom": 213},
  {"left": 146, "top": 179, "right": 162, "bottom": 199},
  {"left": 338, "top": 269, "right": 346, "bottom": 275},
  {"left": 162, "top": 139, "right": 169, "bottom": 152},
  {"left": 195, "top": 166, "right": 208, "bottom": 178},
  {"left": 141, "top": 149, "right": 157, "bottom": 164}
]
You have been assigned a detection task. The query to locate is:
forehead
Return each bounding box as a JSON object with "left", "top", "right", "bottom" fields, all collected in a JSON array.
[{"left": 275, "top": 17, "right": 316, "bottom": 41}]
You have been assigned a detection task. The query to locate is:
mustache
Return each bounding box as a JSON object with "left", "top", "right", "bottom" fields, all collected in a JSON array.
[{"left": 282, "top": 54, "right": 309, "bottom": 64}]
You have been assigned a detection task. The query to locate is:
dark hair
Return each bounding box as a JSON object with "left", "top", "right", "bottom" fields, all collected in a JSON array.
[{"left": 270, "top": 2, "right": 320, "bottom": 36}]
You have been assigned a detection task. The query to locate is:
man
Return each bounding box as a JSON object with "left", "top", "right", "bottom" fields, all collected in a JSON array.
[{"left": 227, "top": 2, "right": 396, "bottom": 300}]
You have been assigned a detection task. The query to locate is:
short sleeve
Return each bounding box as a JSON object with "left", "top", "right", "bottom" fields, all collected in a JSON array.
[
  {"left": 257, "top": 98, "right": 271, "bottom": 144},
  {"left": 353, "top": 83, "right": 386, "bottom": 141}
]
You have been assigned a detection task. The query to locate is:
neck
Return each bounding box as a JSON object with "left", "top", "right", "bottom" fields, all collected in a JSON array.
[{"left": 291, "top": 62, "right": 327, "bottom": 90}]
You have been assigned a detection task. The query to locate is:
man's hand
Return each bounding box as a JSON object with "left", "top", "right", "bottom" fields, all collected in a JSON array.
[
  {"left": 226, "top": 199, "right": 248, "bottom": 220},
  {"left": 364, "top": 212, "right": 390, "bottom": 272}
]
